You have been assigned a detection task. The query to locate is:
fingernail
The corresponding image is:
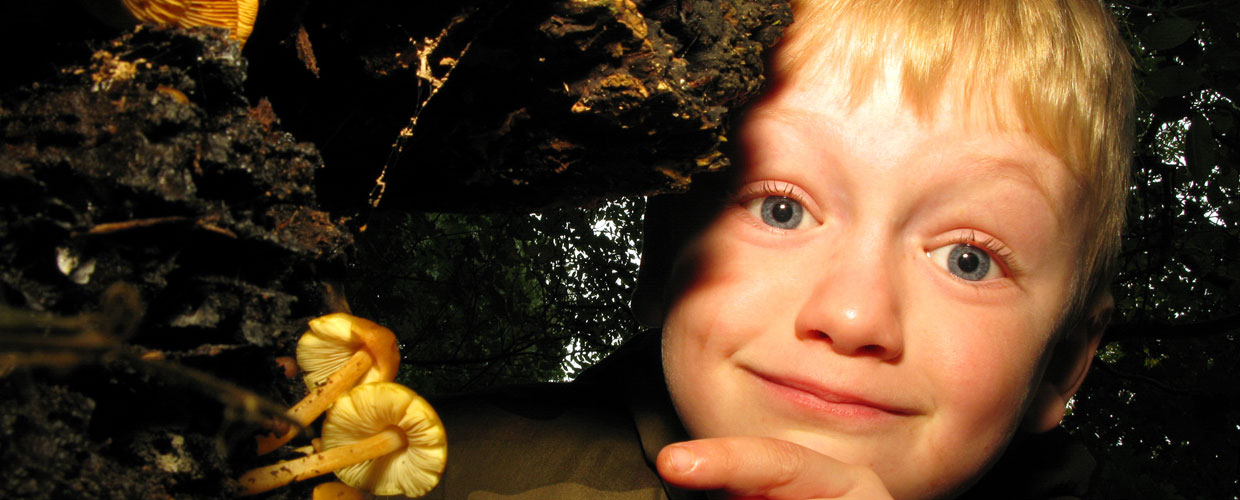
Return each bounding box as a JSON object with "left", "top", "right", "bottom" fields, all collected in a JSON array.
[{"left": 666, "top": 445, "right": 696, "bottom": 473}]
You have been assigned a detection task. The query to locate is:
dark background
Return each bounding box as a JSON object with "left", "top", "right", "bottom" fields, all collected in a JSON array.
[{"left": 0, "top": 1, "right": 1236, "bottom": 499}]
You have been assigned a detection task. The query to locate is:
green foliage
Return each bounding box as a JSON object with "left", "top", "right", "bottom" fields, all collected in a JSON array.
[
  {"left": 345, "top": 197, "right": 646, "bottom": 394},
  {"left": 1064, "top": 2, "right": 1240, "bottom": 498}
]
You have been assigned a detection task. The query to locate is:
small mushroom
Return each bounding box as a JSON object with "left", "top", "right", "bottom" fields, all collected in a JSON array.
[
  {"left": 312, "top": 482, "right": 364, "bottom": 500},
  {"left": 239, "top": 382, "right": 448, "bottom": 497},
  {"left": 256, "top": 313, "right": 400, "bottom": 455},
  {"left": 121, "top": 0, "right": 260, "bottom": 45}
]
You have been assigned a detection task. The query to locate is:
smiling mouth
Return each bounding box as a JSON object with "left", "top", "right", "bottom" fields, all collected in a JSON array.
[{"left": 748, "top": 369, "right": 917, "bottom": 419}]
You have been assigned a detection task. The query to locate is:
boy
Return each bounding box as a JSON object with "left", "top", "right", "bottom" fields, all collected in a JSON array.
[{"left": 427, "top": 0, "right": 1133, "bottom": 498}]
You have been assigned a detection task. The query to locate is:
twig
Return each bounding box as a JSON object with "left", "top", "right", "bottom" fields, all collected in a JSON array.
[
  {"left": 1093, "top": 360, "right": 1201, "bottom": 396},
  {"left": 84, "top": 216, "right": 191, "bottom": 234},
  {"left": 366, "top": 6, "right": 483, "bottom": 213},
  {"left": 1103, "top": 313, "right": 1240, "bottom": 344},
  {"left": 0, "top": 285, "right": 307, "bottom": 439}
]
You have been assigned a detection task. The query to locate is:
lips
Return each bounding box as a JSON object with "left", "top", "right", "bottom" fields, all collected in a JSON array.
[{"left": 747, "top": 369, "right": 918, "bottom": 419}]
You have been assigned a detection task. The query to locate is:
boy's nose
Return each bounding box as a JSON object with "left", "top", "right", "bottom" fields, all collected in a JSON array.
[{"left": 793, "top": 255, "right": 904, "bottom": 361}]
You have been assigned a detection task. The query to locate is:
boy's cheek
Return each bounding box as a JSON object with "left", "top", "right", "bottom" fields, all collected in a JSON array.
[
  {"left": 920, "top": 309, "right": 1050, "bottom": 409},
  {"left": 660, "top": 228, "right": 746, "bottom": 318}
]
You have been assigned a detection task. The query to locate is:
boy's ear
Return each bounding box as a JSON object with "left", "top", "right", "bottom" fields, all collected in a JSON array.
[{"left": 1022, "top": 293, "right": 1113, "bottom": 433}]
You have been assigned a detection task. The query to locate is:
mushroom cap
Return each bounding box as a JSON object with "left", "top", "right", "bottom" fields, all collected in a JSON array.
[
  {"left": 121, "top": 0, "right": 259, "bottom": 43},
  {"left": 312, "top": 482, "right": 364, "bottom": 500},
  {"left": 322, "top": 382, "right": 447, "bottom": 497},
  {"left": 297, "top": 313, "right": 401, "bottom": 389}
]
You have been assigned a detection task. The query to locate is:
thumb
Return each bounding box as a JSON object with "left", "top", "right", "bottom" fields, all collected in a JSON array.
[{"left": 657, "top": 437, "right": 890, "bottom": 499}]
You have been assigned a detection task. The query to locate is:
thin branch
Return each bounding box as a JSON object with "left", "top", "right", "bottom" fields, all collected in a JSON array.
[
  {"left": 1103, "top": 313, "right": 1240, "bottom": 344},
  {"left": 1092, "top": 360, "right": 1201, "bottom": 395}
]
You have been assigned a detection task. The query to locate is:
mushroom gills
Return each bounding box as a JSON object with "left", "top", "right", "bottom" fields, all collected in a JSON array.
[
  {"left": 121, "top": 0, "right": 259, "bottom": 44},
  {"left": 239, "top": 382, "right": 447, "bottom": 497}
]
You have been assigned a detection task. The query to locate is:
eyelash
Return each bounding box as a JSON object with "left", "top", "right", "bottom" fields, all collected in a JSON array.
[
  {"left": 735, "top": 180, "right": 795, "bottom": 200},
  {"left": 948, "top": 230, "right": 1023, "bottom": 278},
  {"left": 732, "top": 181, "right": 810, "bottom": 209}
]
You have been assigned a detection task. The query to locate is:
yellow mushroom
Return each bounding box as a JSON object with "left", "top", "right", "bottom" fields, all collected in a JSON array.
[
  {"left": 239, "top": 382, "right": 448, "bottom": 497},
  {"left": 121, "top": 0, "right": 260, "bottom": 45},
  {"left": 312, "top": 482, "right": 364, "bottom": 500},
  {"left": 256, "top": 313, "right": 401, "bottom": 455}
]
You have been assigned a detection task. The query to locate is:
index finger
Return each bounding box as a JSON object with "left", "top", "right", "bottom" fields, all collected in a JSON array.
[{"left": 656, "top": 437, "right": 889, "bottom": 499}]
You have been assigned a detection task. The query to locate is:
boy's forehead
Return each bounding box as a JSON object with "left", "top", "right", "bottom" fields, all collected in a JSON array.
[
  {"left": 766, "top": 0, "right": 1107, "bottom": 183},
  {"left": 757, "top": 21, "right": 1088, "bottom": 219},
  {"left": 770, "top": 28, "right": 1014, "bottom": 135}
]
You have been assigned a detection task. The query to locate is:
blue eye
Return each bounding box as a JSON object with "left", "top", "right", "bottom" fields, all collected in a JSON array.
[
  {"left": 758, "top": 196, "right": 804, "bottom": 229},
  {"left": 929, "top": 244, "right": 996, "bottom": 281},
  {"left": 738, "top": 185, "right": 820, "bottom": 231}
]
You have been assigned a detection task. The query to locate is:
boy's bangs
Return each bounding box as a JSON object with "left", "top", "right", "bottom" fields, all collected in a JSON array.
[{"left": 778, "top": 0, "right": 1133, "bottom": 314}]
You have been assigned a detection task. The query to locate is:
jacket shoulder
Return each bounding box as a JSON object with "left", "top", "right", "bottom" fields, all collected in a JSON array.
[{"left": 423, "top": 382, "right": 668, "bottom": 499}]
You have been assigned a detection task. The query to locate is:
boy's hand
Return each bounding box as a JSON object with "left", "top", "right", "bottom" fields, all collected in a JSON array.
[{"left": 657, "top": 437, "right": 894, "bottom": 500}]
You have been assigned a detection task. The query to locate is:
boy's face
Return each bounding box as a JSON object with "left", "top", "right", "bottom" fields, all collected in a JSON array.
[{"left": 660, "top": 58, "right": 1090, "bottom": 498}]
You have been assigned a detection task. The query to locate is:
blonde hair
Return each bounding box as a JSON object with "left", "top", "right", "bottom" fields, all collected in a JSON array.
[{"left": 778, "top": 0, "right": 1134, "bottom": 318}]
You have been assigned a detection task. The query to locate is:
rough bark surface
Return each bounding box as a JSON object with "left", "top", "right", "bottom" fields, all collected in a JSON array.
[
  {"left": 0, "top": 27, "right": 351, "bottom": 500},
  {"left": 0, "top": 1, "right": 789, "bottom": 498},
  {"left": 244, "top": 0, "right": 791, "bottom": 211}
]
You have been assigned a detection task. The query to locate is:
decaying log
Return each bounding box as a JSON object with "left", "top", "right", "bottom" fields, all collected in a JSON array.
[
  {"left": 0, "top": 26, "right": 351, "bottom": 499},
  {"left": 0, "top": 1, "right": 790, "bottom": 498},
  {"left": 243, "top": 0, "right": 792, "bottom": 211}
]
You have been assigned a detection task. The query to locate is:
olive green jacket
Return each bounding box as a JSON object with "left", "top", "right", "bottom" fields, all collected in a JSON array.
[{"left": 421, "top": 332, "right": 1094, "bottom": 500}]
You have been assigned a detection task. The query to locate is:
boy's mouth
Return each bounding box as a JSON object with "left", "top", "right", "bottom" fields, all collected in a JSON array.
[{"left": 745, "top": 368, "right": 919, "bottom": 420}]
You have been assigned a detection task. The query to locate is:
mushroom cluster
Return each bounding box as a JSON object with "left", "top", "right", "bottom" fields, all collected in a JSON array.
[
  {"left": 256, "top": 313, "right": 401, "bottom": 454},
  {"left": 241, "top": 314, "right": 446, "bottom": 497}
]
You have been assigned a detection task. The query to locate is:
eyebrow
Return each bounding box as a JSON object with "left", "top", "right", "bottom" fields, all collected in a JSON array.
[
  {"left": 957, "top": 153, "right": 1070, "bottom": 225},
  {"left": 747, "top": 107, "right": 846, "bottom": 146}
]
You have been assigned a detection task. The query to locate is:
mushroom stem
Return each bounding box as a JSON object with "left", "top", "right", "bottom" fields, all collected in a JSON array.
[
  {"left": 239, "top": 426, "right": 407, "bottom": 496},
  {"left": 256, "top": 349, "right": 374, "bottom": 455}
]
